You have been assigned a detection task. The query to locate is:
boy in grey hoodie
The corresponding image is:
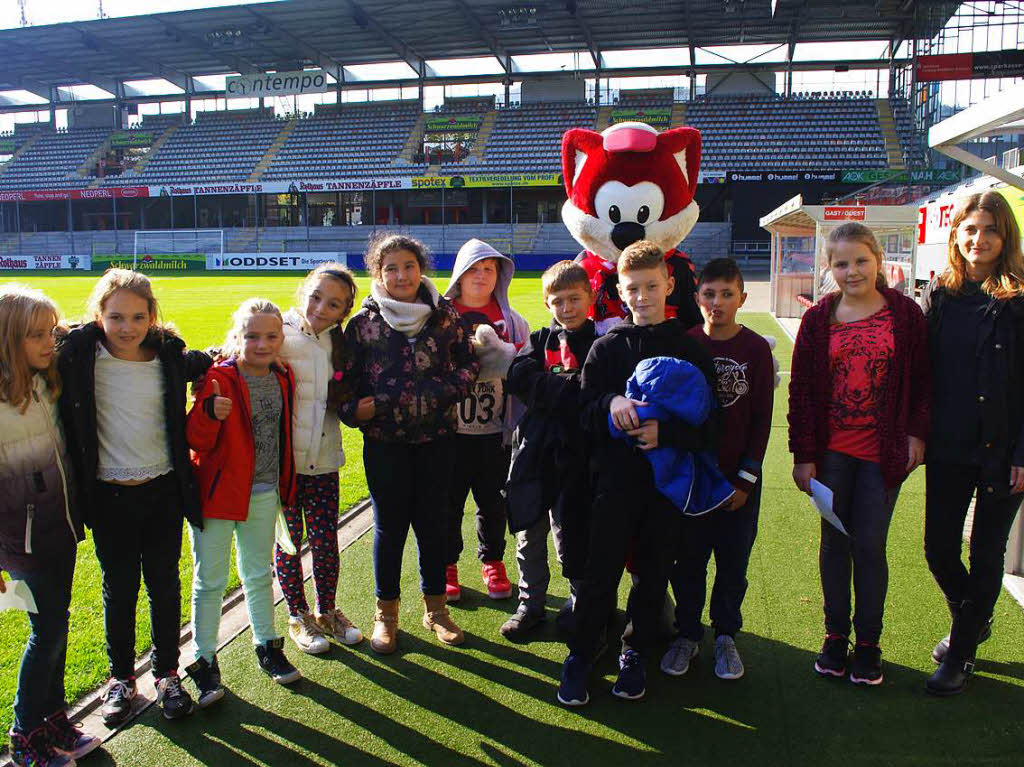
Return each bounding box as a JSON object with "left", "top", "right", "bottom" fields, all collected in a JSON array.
[{"left": 443, "top": 238, "right": 530, "bottom": 602}]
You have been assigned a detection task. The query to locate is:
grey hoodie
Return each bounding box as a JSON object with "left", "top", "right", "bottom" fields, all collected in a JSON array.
[{"left": 445, "top": 238, "right": 530, "bottom": 439}]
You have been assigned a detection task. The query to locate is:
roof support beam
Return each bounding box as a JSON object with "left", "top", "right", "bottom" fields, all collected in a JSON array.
[
  {"left": 344, "top": 1, "right": 436, "bottom": 77},
  {"left": 451, "top": 0, "right": 512, "bottom": 74},
  {"left": 0, "top": 41, "right": 122, "bottom": 97},
  {"left": 244, "top": 8, "right": 345, "bottom": 73},
  {"left": 566, "top": 2, "right": 602, "bottom": 69},
  {"left": 151, "top": 15, "right": 264, "bottom": 76},
  {"left": 72, "top": 27, "right": 192, "bottom": 92}
]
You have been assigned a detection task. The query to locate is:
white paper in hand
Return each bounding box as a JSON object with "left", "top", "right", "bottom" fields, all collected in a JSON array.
[
  {"left": 809, "top": 479, "right": 849, "bottom": 536},
  {"left": 0, "top": 580, "right": 39, "bottom": 614},
  {"left": 275, "top": 511, "right": 297, "bottom": 556}
]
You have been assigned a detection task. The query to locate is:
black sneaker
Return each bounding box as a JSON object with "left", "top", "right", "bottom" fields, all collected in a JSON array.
[
  {"left": 256, "top": 638, "right": 302, "bottom": 685},
  {"left": 186, "top": 656, "right": 225, "bottom": 708},
  {"left": 611, "top": 649, "right": 646, "bottom": 700},
  {"left": 101, "top": 677, "right": 137, "bottom": 728},
  {"left": 814, "top": 634, "right": 849, "bottom": 678},
  {"left": 932, "top": 619, "right": 993, "bottom": 664},
  {"left": 45, "top": 710, "right": 102, "bottom": 759},
  {"left": 849, "top": 643, "right": 883, "bottom": 686},
  {"left": 557, "top": 654, "right": 591, "bottom": 707},
  {"left": 155, "top": 671, "right": 195, "bottom": 719},
  {"left": 500, "top": 603, "right": 545, "bottom": 639}
]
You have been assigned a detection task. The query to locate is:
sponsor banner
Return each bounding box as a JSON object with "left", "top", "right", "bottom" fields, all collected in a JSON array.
[
  {"left": 226, "top": 69, "right": 330, "bottom": 98},
  {"left": 92, "top": 253, "right": 206, "bottom": 272},
  {"left": 727, "top": 171, "right": 842, "bottom": 183},
  {"left": 611, "top": 107, "right": 672, "bottom": 127},
  {"left": 0, "top": 255, "right": 90, "bottom": 270},
  {"left": 284, "top": 178, "right": 408, "bottom": 193},
  {"left": 425, "top": 115, "right": 482, "bottom": 132},
  {"left": 824, "top": 206, "right": 866, "bottom": 221},
  {"left": 0, "top": 139, "right": 15, "bottom": 153},
  {"left": 841, "top": 169, "right": 962, "bottom": 184},
  {"left": 411, "top": 173, "right": 561, "bottom": 188},
  {"left": 206, "top": 253, "right": 348, "bottom": 270},
  {"left": 0, "top": 186, "right": 149, "bottom": 202},
  {"left": 111, "top": 131, "right": 154, "bottom": 147},
  {"left": 916, "top": 49, "right": 1024, "bottom": 82},
  {"left": 699, "top": 171, "right": 727, "bottom": 184}
]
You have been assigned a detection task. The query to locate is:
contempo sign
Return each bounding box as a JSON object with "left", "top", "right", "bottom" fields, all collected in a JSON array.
[
  {"left": 226, "top": 70, "right": 330, "bottom": 98},
  {"left": 207, "top": 253, "right": 348, "bottom": 270}
]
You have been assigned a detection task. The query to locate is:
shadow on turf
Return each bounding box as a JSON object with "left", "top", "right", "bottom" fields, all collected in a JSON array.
[{"left": 88, "top": 627, "right": 1024, "bottom": 766}]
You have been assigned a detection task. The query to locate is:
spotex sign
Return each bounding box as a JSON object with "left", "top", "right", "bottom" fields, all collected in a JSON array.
[
  {"left": 410, "top": 173, "right": 561, "bottom": 188},
  {"left": 226, "top": 70, "right": 330, "bottom": 98}
]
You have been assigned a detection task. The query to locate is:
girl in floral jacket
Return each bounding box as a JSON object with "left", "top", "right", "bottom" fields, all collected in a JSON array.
[{"left": 336, "top": 233, "right": 478, "bottom": 654}]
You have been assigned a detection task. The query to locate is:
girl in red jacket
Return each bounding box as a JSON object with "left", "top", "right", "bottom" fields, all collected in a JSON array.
[
  {"left": 788, "top": 222, "right": 930, "bottom": 687},
  {"left": 186, "top": 298, "right": 300, "bottom": 708}
]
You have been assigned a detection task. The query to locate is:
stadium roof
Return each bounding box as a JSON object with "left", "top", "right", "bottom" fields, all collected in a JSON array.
[{"left": 0, "top": 0, "right": 957, "bottom": 99}]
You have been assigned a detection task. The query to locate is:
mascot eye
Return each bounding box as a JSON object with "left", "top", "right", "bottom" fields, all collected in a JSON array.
[
  {"left": 638, "top": 205, "right": 650, "bottom": 224},
  {"left": 608, "top": 205, "right": 621, "bottom": 224}
]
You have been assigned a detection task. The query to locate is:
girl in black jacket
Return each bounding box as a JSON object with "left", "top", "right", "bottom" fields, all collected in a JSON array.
[
  {"left": 1, "top": 285, "right": 99, "bottom": 767},
  {"left": 57, "top": 269, "right": 211, "bottom": 725},
  {"left": 922, "top": 191, "right": 1024, "bottom": 696}
]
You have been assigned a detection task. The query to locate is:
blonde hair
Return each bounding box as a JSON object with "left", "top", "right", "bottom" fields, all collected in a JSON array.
[
  {"left": 938, "top": 191, "right": 1024, "bottom": 300},
  {"left": 88, "top": 268, "right": 159, "bottom": 322},
  {"left": 0, "top": 284, "right": 60, "bottom": 412},
  {"left": 222, "top": 298, "right": 283, "bottom": 359},
  {"left": 617, "top": 240, "right": 668, "bottom": 275},
  {"left": 542, "top": 260, "right": 591, "bottom": 297},
  {"left": 825, "top": 222, "right": 888, "bottom": 291},
  {"left": 297, "top": 262, "right": 357, "bottom": 321}
]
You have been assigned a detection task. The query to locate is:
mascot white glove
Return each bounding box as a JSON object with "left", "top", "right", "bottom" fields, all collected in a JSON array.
[{"left": 473, "top": 325, "right": 517, "bottom": 380}]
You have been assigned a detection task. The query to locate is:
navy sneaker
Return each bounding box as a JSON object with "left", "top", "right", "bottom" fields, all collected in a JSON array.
[
  {"left": 814, "top": 634, "right": 849, "bottom": 678},
  {"left": 849, "top": 643, "right": 883, "bottom": 686},
  {"left": 611, "top": 649, "right": 646, "bottom": 701},
  {"left": 557, "top": 654, "right": 591, "bottom": 707}
]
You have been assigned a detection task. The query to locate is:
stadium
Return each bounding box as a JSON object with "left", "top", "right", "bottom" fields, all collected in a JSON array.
[{"left": 1, "top": 0, "right": 1024, "bottom": 765}]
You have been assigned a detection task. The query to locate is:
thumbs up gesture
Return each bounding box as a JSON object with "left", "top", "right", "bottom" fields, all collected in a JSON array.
[{"left": 208, "top": 378, "right": 233, "bottom": 421}]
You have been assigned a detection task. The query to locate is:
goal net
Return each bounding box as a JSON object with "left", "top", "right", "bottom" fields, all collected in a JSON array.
[{"left": 132, "top": 229, "right": 224, "bottom": 270}]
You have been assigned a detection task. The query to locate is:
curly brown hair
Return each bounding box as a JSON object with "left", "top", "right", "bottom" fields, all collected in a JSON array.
[{"left": 363, "top": 232, "right": 432, "bottom": 281}]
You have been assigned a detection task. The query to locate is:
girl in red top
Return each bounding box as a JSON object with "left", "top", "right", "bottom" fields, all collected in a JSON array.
[
  {"left": 789, "top": 222, "right": 930, "bottom": 687},
  {"left": 185, "top": 298, "right": 299, "bottom": 707}
]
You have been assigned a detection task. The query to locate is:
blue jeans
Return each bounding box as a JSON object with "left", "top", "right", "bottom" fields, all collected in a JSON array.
[
  {"left": 9, "top": 549, "right": 76, "bottom": 734},
  {"left": 364, "top": 437, "right": 455, "bottom": 600}
]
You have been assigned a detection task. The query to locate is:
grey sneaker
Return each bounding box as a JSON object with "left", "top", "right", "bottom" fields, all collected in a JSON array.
[
  {"left": 714, "top": 635, "right": 744, "bottom": 680},
  {"left": 660, "top": 636, "right": 700, "bottom": 676}
]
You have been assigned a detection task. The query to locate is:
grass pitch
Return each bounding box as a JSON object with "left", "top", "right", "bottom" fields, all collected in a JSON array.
[{"left": 0, "top": 272, "right": 1022, "bottom": 765}]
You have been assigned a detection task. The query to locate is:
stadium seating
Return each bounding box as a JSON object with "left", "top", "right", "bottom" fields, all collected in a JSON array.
[
  {"left": 889, "top": 97, "right": 928, "bottom": 166},
  {"left": 0, "top": 127, "right": 110, "bottom": 189},
  {"left": 262, "top": 101, "right": 426, "bottom": 180},
  {"left": 688, "top": 94, "right": 890, "bottom": 170}
]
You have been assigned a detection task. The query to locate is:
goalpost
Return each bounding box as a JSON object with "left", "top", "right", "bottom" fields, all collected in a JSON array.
[{"left": 132, "top": 229, "right": 224, "bottom": 270}]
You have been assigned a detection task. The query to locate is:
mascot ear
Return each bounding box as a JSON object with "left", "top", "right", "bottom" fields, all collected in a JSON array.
[
  {"left": 561, "top": 128, "right": 604, "bottom": 198},
  {"left": 656, "top": 127, "right": 702, "bottom": 199}
]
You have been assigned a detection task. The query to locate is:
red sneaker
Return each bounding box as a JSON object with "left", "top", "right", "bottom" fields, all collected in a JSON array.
[
  {"left": 481, "top": 560, "right": 513, "bottom": 599},
  {"left": 445, "top": 564, "right": 461, "bottom": 603}
]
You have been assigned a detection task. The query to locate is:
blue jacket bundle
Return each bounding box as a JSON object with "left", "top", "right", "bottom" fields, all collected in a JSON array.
[{"left": 608, "top": 356, "right": 734, "bottom": 515}]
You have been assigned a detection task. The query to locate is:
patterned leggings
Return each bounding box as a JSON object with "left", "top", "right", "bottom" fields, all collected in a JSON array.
[{"left": 275, "top": 472, "right": 341, "bottom": 617}]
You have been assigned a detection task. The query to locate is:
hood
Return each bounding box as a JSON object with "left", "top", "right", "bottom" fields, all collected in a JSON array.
[
  {"left": 284, "top": 307, "right": 334, "bottom": 339},
  {"left": 444, "top": 238, "right": 515, "bottom": 310}
]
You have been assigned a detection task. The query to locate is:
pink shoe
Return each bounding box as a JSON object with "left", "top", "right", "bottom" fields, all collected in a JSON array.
[
  {"left": 481, "top": 560, "right": 513, "bottom": 599},
  {"left": 445, "top": 564, "right": 462, "bottom": 603}
]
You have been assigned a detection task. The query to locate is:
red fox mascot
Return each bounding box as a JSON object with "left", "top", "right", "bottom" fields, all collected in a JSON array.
[{"left": 561, "top": 121, "right": 703, "bottom": 334}]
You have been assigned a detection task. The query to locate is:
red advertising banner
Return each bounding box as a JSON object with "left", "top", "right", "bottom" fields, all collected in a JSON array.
[
  {"left": 916, "top": 50, "right": 1024, "bottom": 82},
  {"left": 0, "top": 186, "right": 149, "bottom": 202},
  {"left": 824, "top": 206, "right": 866, "bottom": 221}
]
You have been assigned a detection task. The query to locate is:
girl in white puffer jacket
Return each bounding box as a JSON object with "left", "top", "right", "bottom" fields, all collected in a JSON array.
[{"left": 275, "top": 263, "right": 364, "bottom": 655}]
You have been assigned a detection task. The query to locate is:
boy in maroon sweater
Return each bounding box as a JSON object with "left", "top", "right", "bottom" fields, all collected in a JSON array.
[{"left": 665, "top": 258, "right": 774, "bottom": 681}]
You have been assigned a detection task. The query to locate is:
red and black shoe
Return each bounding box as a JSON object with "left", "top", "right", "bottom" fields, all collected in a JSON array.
[{"left": 814, "top": 634, "right": 849, "bottom": 678}]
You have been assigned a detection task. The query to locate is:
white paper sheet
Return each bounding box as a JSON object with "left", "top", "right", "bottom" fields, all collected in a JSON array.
[
  {"left": 0, "top": 579, "right": 39, "bottom": 614},
  {"left": 275, "top": 511, "right": 297, "bottom": 556},
  {"left": 810, "top": 478, "right": 849, "bottom": 536}
]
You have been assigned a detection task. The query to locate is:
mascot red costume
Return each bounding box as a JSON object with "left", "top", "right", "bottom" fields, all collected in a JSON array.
[{"left": 561, "top": 121, "right": 704, "bottom": 334}]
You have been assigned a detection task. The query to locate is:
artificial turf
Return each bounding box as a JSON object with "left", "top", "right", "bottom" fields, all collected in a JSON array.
[{"left": 1, "top": 274, "right": 1023, "bottom": 765}]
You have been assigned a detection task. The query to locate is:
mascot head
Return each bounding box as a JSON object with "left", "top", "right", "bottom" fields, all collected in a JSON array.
[{"left": 561, "top": 121, "right": 701, "bottom": 261}]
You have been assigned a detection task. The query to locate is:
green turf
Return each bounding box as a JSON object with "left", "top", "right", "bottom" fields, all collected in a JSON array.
[{"left": 2, "top": 274, "right": 1023, "bottom": 764}]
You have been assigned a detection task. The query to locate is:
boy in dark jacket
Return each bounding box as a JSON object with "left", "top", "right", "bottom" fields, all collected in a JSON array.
[
  {"left": 558, "top": 241, "right": 717, "bottom": 707},
  {"left": 500, "top": 261, "right": 597, "bottom": 639},
  {"left": 666, "top": 258, "right": 775, "bottom": 681}
]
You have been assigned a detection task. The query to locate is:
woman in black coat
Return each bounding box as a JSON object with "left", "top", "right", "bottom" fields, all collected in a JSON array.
[{"left": 921, "top": 190, "right": 1024, "bottom": 696}]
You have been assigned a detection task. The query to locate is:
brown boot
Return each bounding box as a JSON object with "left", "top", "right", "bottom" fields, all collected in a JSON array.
[
  {"left": 370, "top": 598, "right": 400, "bottom": 654},
  {"left": 422, "top": 594, "right": 465, "bottom": 646}
]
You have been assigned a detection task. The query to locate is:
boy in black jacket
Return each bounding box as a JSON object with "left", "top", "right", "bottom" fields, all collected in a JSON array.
[
  {"left": 501, "top": 261, "right": 597, "bottom": 639},
  {"left": 558, "top": 241, "right": 717, "bottom": 707}
]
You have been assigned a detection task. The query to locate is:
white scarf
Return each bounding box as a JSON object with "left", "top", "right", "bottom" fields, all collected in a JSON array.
[{"left": 371, "top": 277, "right": 441, "bottom": 338}]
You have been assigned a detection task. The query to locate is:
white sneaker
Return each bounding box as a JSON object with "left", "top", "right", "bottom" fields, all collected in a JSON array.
[
  {"left": 316, "top": 608, "right": 364, "bottom": 646},
  {"left": 289, "top": 611, "right": 330, "bottom": 654}
]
